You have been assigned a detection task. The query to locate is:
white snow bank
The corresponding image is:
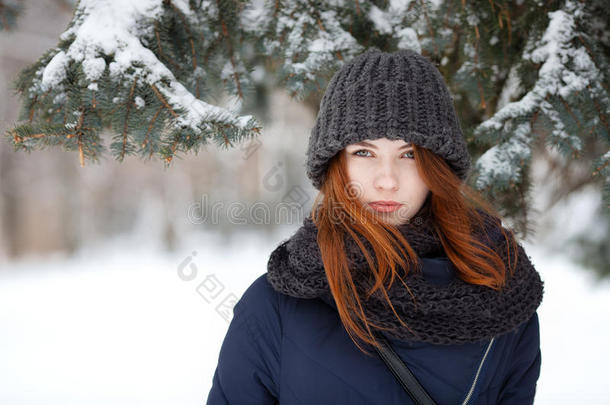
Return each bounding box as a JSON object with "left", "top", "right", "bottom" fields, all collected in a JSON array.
[{"left": 0, "top": 230, "right": 608, "bottom": 403}]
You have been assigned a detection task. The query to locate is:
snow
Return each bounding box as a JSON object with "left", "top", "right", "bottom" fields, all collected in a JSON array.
[
  {"left": 36, "top": 0, "right": 257, "bottom": 134},
  {"left": 368, "top": 5, "right": 393, "bottom": 35},
  {"left": 474, "top": 0, "right": 605, "bottom": 187},
  {"left": 0, "top": 229, "right": 275, "bottom": 404},
  {"left": 259, "top": 3, "right": 363, "bottom": 100},
  {"left": 475, "top": 122, "right": 532, "bottom": 189},
  {"left": 134, "top": 96, "right": 145, "bottom": 109},
  {"left": 246, "top": 1, "right": 369, "bottom": 99},
  {"left": 367, "top": 1, "right": 421, "bottom": 53},
  {"left": 56, "top": 0, "right": 165, "bottom": 82},
  {"left": 41, "top": 50, "right": 69, "bottom": 91},
  {"left": 81, "top": 56, "right": 106, "bottom": 81},
  {"left": 0, "top": 221, "right": 609, "bottom": 403},
  {"left": 525, "top": 2, "right": 595, "bottom": 100},
  {"left": 396, "top": 27, "right": 419, "bottom": 52},
  {"left": 466, "top": 13, "right": 480, "bottom": 26}
]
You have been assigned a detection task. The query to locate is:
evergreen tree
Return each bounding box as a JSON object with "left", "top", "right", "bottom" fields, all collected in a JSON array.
[{"left": 4, "top": 0, "right": 609, "bottom": 258}]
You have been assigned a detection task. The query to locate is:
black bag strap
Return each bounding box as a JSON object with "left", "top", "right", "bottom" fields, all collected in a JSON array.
[{"left": 373, "top": 332, "right": 438, "bottom": 405}]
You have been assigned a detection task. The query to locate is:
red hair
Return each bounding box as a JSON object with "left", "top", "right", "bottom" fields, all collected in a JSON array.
[{"left": 311, "top": 144, "right": 519, "bottom": 355}]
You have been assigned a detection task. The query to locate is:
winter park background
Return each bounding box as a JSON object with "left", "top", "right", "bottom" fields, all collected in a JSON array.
[{"left": 1, "top": 0, "right": 609, "bottom": 404}]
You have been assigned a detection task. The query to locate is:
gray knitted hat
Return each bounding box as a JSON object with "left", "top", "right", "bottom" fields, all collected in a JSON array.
[{"left": 305, "top": 47, "right": 471, "bottom": 190}]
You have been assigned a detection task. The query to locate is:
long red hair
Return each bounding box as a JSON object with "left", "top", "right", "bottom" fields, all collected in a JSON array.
[{"left": 311, "top": 144, "right": 519, "bottom": 355}]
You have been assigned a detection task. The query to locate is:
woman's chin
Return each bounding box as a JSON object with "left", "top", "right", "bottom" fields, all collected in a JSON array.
[{"left": 365, "top": 208, "right": 412, "bottom": 226}]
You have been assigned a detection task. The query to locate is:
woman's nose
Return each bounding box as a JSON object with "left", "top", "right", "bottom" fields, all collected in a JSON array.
[{"left": 373, "top": 162, "right": 400, "bottom": 191}]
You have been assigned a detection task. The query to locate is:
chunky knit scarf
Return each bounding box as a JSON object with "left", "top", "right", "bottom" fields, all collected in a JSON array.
[{"left": 266, "top": 209, "right": 544, "bottom": 345}]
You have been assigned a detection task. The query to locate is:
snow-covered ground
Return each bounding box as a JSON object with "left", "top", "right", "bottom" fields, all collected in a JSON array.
[{"left": 0, "top": 227, "right": 608, "bottom": 404}]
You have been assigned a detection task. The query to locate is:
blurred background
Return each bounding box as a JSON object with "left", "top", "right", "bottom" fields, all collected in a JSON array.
[{"left": 0, "top": 1, "right": 608, "bottom": 404}]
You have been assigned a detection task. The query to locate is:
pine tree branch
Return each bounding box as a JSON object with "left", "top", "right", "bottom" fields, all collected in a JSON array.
[
  {"left": 144, "top": 105, "right": 164, "bottom": 159},
  {"left": 472, "top": 23, "right": 488, "bottom": 111},
  {"left": 8, "top": 0, "right": 261, "bottom": 167},
  {"left": 166, "top": 0, "right": 200, "bottom": 97},
  {"left": 420, "top": 0, "right": 439, "bottom": 56},
  {"left": 558, "top": 94, "right": 581, "bottom": 132},
  {"left": 592, "top": 159, "right": 609, "bottom": 178},
  {"left": 316, "top": 15, "right": 344, "bottom": 61},
  {"left": 121, "top": 79, "right": 138, "bottom": 161},
  {"left": 587, "top": 83, "right": 609, "bottom": 133},
  {"left": 153, "top": 20, "right": 181, "bottom": 72},
  {"left": 150, "top": 84, "right": 178, "bottom": 118},
  {"left": 218, "top": 12, "right": 243, "bottom": 101},
  {"left": 6, "top": 0, "right": 607, "bottom": 223}
]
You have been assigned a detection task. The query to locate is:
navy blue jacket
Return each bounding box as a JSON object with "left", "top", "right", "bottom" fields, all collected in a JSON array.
[{"left": 207, "top": 257, "right": 541, "bottom": 404}]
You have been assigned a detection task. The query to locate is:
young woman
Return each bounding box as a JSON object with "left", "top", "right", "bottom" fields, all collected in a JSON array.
[{"left": 207, "top": 48, "right": 544, "bottom": 404}]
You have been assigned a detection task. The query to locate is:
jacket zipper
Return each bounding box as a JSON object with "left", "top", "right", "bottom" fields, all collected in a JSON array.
[{"left": 461, "top": 337, "right": 495, "bottom": 405}]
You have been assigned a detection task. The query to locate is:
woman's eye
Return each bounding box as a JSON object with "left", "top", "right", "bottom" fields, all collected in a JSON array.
[
  {"left": 353, "top": 149, "right": 372, "bottom": 157},
  {"left": 352, "top": 149, "right": 414, "bottom": 158}
]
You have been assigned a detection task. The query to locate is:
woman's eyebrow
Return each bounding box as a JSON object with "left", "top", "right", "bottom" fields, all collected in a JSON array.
[{"left": 353, "top": 141, "right": 413, "bottom": 149}]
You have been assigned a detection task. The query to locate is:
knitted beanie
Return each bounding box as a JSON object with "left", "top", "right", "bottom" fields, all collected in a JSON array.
[{"left": 305, "top": 47, "right": 471, "bottom": 190}]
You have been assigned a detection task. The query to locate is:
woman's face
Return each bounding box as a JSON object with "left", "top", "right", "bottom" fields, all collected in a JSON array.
[{"left": 343, "top": 137, "right": 430, "bottom": 226}]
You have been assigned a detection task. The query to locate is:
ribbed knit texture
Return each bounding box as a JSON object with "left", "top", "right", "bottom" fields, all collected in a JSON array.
[
  {"left": 306, "top": 47, "right": 471, "bottom": 190},
  {"left": 266, "top": 210, "right": 545, "bottom": 345}
]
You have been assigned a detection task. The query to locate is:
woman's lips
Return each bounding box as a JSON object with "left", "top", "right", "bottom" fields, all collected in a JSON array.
[{"left": 368, "top": 202, "right": 403, "bottom": 213}]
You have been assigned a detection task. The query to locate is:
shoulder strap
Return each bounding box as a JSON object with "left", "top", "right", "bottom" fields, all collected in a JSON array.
[{"left": 373, "top": 332, "right": 438, "bottom": 405}]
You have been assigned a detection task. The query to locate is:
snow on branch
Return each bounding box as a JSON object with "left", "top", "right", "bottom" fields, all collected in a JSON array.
[
  {"left": 475, "top": 122, "right": 533, "bottom": 190},
  {"left": 249, "top": 1, "right": 364, "bottom": 101},
  {"left": 473, "top": 0, "right": 608, "bottom": 190},
  {"left": 367, "top": 0, "right": 422, "bottom": 52},
  {"left": 10, "top": 0, "right": 260, "bottom": 166}
]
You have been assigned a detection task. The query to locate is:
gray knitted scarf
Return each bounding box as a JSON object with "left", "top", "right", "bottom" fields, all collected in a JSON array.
[{"left": 266, "top": 210, "right": 544, "bottom": 345}]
